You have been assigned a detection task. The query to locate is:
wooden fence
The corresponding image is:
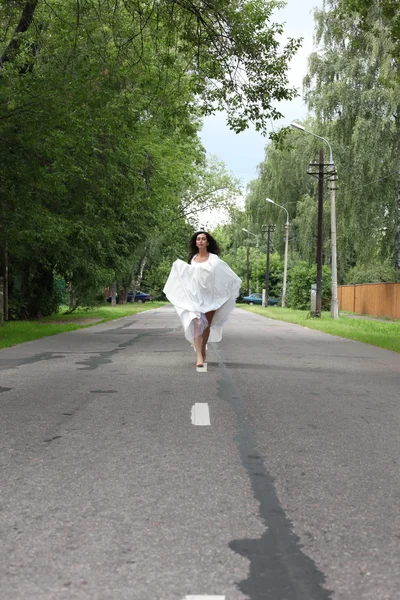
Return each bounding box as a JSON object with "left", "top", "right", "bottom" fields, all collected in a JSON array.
[{"left": 338, "top": 283, "right": 400, "bottom": 320}]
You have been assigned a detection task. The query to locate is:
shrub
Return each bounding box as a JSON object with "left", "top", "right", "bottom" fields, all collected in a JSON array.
[
  {"left": 345, "top": 263, "right": 400, "bottom": 284},
  {"left": 287, "top": 261, "right": 331, "bottom": 310},
  {"left": 9, "top": 266, "right": 63, "bottom": 319}
]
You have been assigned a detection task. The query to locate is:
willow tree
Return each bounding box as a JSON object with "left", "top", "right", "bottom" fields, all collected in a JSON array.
[
  {"left": 243, "top": 127, "right": 326, "bottom": 265},
  {"left": 336, "top": 0, "right": 400, "bottom": 59},
  {"left": 304, "top": 0, "right": 400, "bottom": 276}
]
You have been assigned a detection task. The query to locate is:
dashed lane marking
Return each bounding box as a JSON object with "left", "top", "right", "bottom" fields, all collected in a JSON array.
[
  {"left": 184, "top": 596, "right": 225, "bottom": 600},
  {"left": 191, "top": 403, "right": 211, "bottom": 426}
]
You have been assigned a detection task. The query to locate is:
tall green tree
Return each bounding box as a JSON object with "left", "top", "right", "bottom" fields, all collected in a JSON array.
[
  {"left": 304, "top": 0, "right": 400, "bottom": 275},
  {"left": 336, "top": 0, "right": 400, "bottom": 59},
  {"left": 212, "top": 0, "right": 400, "bottom": 296},
  {"left": 0, "top": 0, "right": 302, "bottom": 317},
  {"left": 243, "top": 128, "right": 328, "bottom": 268}
]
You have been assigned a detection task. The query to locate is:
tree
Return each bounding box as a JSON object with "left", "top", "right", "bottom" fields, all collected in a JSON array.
[
  {"left": 240, "top": 125, "right": 335, "bottom": 280},
  {"left": 336, "top": 0, "right": 400, "bottom": 59},
  {"left": 0, "top": 0, "right": 303, "bottom": 318},
  {"left": 177, "top": 156, "right": 242, "bottom": 226},
  {"left": 1, "top": 0, "right": 301, "bottom": 133},
  {"left": 304, "top": 1, "right": 400, "bottom": 274}
]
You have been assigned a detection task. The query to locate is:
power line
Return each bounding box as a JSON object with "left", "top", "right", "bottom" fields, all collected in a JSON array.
[{"left": 344, "top": 170, "right": 399, "bottom": 195}]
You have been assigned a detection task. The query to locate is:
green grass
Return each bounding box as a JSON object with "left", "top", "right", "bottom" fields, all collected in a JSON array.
[
  {"left": 238, "top": 305, "right": 400, "bottom": 354},
  {"left": 0, "top": 302, "right": 166, "bottom": 349}
]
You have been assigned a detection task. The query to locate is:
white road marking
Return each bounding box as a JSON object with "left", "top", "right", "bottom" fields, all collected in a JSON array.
[
  {"left": 184, "top": 596, "right": 225, "bottom": 600},
  {"left": 196, "top": 363, "right": 207, "bottom": 372},
  {"left": 191, "top": 403, "right": 211, "bottom": 426}
]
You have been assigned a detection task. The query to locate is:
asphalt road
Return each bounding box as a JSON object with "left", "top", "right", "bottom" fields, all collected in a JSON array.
[{"left": 0, "top": 306, "right": 399, "bottom": 600}]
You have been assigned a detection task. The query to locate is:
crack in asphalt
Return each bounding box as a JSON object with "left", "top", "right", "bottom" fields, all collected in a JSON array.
[
  {"left": 25, "top": 327, "right": 175, "bottom": 444},
  {"left": 0, "top": 353, "right": 66, "bottom": 372},
  {"left": 75, "top": 328, "right": 174, "bottom": 370}
]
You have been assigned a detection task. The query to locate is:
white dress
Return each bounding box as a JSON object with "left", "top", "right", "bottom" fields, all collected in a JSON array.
[{"left": 163, "top": 253, "right": 241, "bottom": 345}]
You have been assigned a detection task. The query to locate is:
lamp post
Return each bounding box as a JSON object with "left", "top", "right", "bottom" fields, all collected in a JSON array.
[
  {"left": 242, "top": 228, "right": 259, "bottom": 293},
  {"left": 291, "top": 122, "right": 339, "bottom": 319},
  {"left": 265, "top": 198, "right": 289, "bottom": 308}
]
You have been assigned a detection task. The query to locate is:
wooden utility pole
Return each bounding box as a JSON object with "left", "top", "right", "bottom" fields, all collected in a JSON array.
[
  {"left": 315, "top": 149, "right": 324, "bottom": 317},
  {"left": 307, "top": 149, "right": 326, "bottom": 318},
  {"left": 262, "top": 224, "right": 275, "bottom": 307}
]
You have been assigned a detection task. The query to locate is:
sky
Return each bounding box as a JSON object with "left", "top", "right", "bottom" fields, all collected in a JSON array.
[{"left": 198, "top": 0, "right": 323, "bottom": 226}]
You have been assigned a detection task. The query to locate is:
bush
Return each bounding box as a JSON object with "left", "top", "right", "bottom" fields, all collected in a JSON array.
[
  {"left": 287, "top": 261, "right": 331, "bottom": 310},
  {"left": 8, "top": 266, "right": 63, "bottom": 319},
  {"left": 345, "top": 263, "right": 400, "bottom": 284}
]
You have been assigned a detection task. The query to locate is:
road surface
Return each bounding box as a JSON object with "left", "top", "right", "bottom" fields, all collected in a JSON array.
[{"left": 0, "top": 306, "right": 399, "bottom": 599}]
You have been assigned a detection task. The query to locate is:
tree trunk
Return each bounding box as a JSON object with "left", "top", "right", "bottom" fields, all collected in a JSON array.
[
  {"left": 131, "top": 256, "right": 147, "bottom": 298},
  {"left": 67, "top": 279, "right": 75, "bottom": 310},
  {"left": 0, "top": 1, "right": 39, "bottom": 66},
  {"left": 0, "top": 246, "right": 8, "bottom": 320},
  {"left": 111, "top": 281, "right": 117, "bottom": 306}
]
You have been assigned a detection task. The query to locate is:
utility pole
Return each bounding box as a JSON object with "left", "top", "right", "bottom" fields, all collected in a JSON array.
[
  {"left": 329, "top": 163, "right": 339, "bottom": 318},
  {"left": 316, "top": 149, "right": 324, "bottom": 317},
  {"left": 265, "top": 198, "right": 290, "bottom": 308},
  {"left": 242, "top": 228, "right": 260, "bottom": 293},
  {"left": 291, "top": 123, "right": 339, "bottom": 318},
  {"left": 307, "top": 149, "right": 325, "bottom": 318},
  {"left": 262, "top": 223, "right": 275, "bottom": 307}
]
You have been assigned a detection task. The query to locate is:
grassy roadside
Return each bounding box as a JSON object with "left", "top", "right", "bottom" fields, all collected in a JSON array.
[
  {"left": 0, "top": 303, "right": 166, "bottom": 350},
  {"left": 2, "top": 302, "right": 399, "bottom": 354},
  {"left": 238, "top": 305, "right": 400, "bottom": 354}
]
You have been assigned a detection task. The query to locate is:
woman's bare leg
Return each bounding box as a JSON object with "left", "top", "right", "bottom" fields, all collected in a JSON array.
[
  {"left": 193, "top": 318, "right": 205, "bottom": 367},
  {"left": 202, "top": 311, "right": 216, "bottom": 362},
  {"left": 194, "top": 335, "right": 204, "bottom": 367},
  {"left": 201, "top": 329, "right": 209, "bottom": 363}
]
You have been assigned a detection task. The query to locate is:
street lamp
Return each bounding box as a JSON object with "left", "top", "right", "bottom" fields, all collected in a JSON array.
[
  {"left": 242, "top": 228, "right": 259, "bottom": 293},
  {"left": 265, "top": 198, "right": 289, "bottom": 308},
  {"left": 291, "top": 121, "right": 339, "bottom": 319}
]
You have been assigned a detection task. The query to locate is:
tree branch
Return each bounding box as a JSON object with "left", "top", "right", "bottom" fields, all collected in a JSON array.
[{"left": 0, "top": 0, "right": 39, "bottom": 67}]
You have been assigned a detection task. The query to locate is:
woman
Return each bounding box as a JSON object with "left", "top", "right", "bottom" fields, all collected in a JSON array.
[{"left": 163, "top": 231, "right": 241, "bottom": 368}]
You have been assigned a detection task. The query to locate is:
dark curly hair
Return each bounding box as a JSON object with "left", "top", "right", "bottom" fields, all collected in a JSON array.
[{"left": 188, "top": 231, "right": 220, "bottom": 263}]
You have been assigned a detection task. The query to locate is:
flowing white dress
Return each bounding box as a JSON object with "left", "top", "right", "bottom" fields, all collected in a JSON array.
[{"left": 163, "top": 253, "right": 242, "bottom": 345}]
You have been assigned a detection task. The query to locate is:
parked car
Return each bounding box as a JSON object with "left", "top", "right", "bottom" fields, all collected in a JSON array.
[
  {"left": 129, "top": 291, "right": 152, "bottom": 303},
  {"left": 106, "top": 291, "right": 152, "bottom": 304},
  {"left": 242, "top": 293, "right": 279, "bottom": 306}
]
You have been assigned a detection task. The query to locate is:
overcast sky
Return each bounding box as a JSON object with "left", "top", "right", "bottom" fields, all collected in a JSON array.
[{"left": 199, "top": 0, "right": 323, "bottom": 194}]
